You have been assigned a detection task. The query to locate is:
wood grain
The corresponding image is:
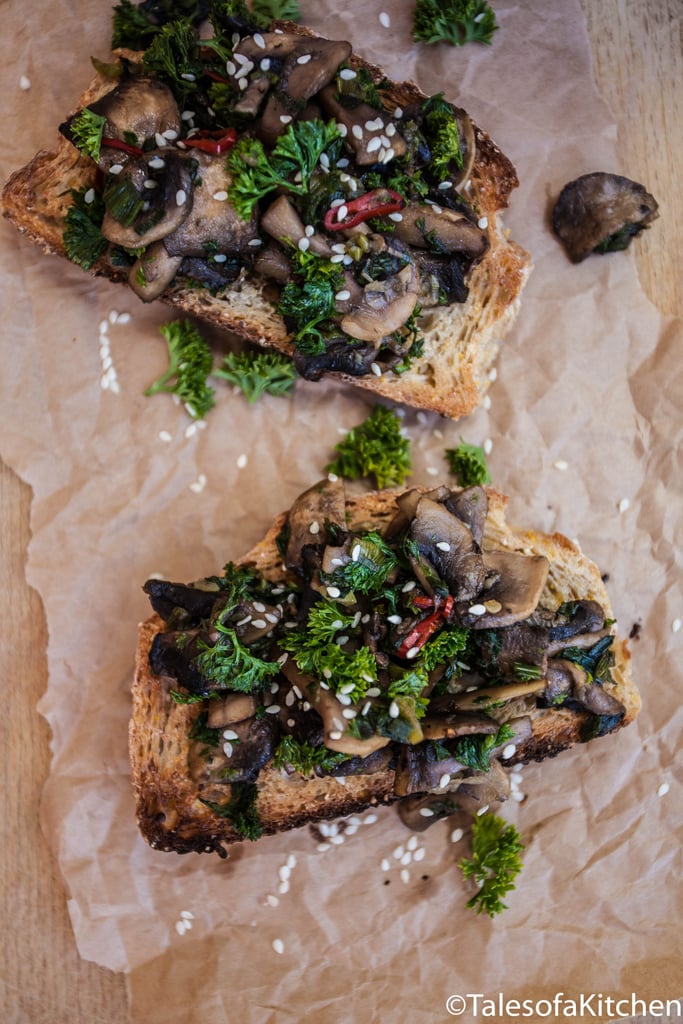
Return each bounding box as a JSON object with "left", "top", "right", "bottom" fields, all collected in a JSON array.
[{"left": 0, "top": 4, "right": 680, "bottom": 1023}]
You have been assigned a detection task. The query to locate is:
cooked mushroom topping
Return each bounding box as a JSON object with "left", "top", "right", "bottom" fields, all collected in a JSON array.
[
  {"left": 318, "top": 85, "right": 408, "bottom": 165},
  {"left": 457, "top": 549, "right": 550, "bottom": 628},
  {"left": 163, "top": 152, "right": 259, "bottom": 257},
  {"left": 143, "top": 577, "right": 220, "bottom": 623},
  {"left": 394, "top": 202, "right": 488, "bottom": 259},
  {"left": 260, "top": 194, "right": 331, "bottom": 257},
  {"left": 293, "top": 338, "right": 382, "bottom": 380},
  {"left": 444, "top": 486, "right": 489, "bottom": 547},
  {"left": 284, "top": 477, "right": 347, "bottom": 572},
  {"left": 207, "top": 693, "right": 257, "bottom": 728},
  {"left": 341, "top": 260, "right": 420, "bottom": 342},
  {"left": 409, "top": 496, "right": 486, "bottom": 602},
  {"left": 128, "top": 242, "right": 183, "bottom": 301},
  {"left": 420, "top": 711, "right": 500, "bottom": 741},
  {"left": 196, "top": 714, "right": 279, "bottom": 784},
  {"left": 552, "top": 172, "right": 659, "bottom": 262},
  {"left": 101, "top": 151, "right": 194, "bottom": 248}
]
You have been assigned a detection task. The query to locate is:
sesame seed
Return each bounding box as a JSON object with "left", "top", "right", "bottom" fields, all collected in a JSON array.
[
  {"left": 388, "top": 700, "right": 400, "bottom": 718},
  {"left": 223, "top": 741, "right": 233, "bottom": 758},
  {"left": 260, "top": 57, "right": 271, "bottom": 71},
  {"left": 478, "top": 216, "right": 489, "bottom": 229},
  {"left": 363, "top": 813, "right": 378, "bottom": 825},
  {"left": 387, "top": 614, "right": 402, "bottom": 625},
  {"left": 483, "top": 438, "right": 493, "bottom": 455},
  {"left": 402, "top": 580, "right": 416, "bottom": 592},
  {"left": 159, "top": 430, "right": 172, "bottom": 443},
  {"left": 502, "top": 744, "right": 517, "bottom": 760},
  {"left": 181, "top": 110, "right": 195, "bottom": 121},
  {"left": 213, "top": 254, "right": 227, "bottom": 263},
  {"left": 236, "top": 453, "right": 248, "bottom": 469},
  {"left": 426, "top": 466, "right": 439, "bottom": 477},
  {"left": 393, "top": 844, "right": 405, "bottom": 859},
  {"left": 265, "top": 704, "right": 280, "bottom": 715},
  {"left": 673, "top": 619, "right": 682, "bottom": 633},
  {"left": 419, "top": 807, "right": 435, "bottom": 818},
  {"left": 248, "top": 238, "right": 263, "bottom": 246},
  {"left": 189, "top": 474, "right": 207, "bottom": 494},
  {"left": 553, "top": 459, "right": 569, "bottom": 470},
  {"left": 148, "top": 156, "right": 165, "bottom": 169},
  {"left": 388, "top": 211, "right": 403, "bottom": 222},
  {"left": 468, "top": 604, "right": 487, "bottom": 616},
  {"left": 309, "top": 520, "right": 320, "bottom": 534},
  {"left": 181, "top": 72, "right": 196, "bottom": 82},
  {"left": 327, "top": 586, "right": 341, "bottom": 598},
  {"left": 477, "top": 804, "right": 490, "bottom": 816},
  {"left": 379, "top": 12, "right": 391, "bottom": 28},
  {"left": 176, "top": 189, "right": 187, "bottom": 206},
  {"left": 352, "top": 124, "right": 364, "bottom": 140},
  {"left": 280, "top": 114, "right": 293, "bottom": 124},
  {"left": 401, "top": 851, "right": 412, "bottom": 866},
  {"left": 180, "top": 910, "right": 194, "bottom": 920},
  {"left": 512, "top": 791, "right": 525, "bottom": 803},
  {"left": 335, "top": 289, "right": 351, "bottom": 301},
  {"left": 451, "top": 828, "right": 464, "bottom": 843},
  {"left": 297, "top": 53, "right": 312, "bottom": 64},
  {"left": 436, "top": 541, "right": 451, "bottom": 552},
  {"left": 365, "top": 118, "right": 384, "bottom": 132},
  {"left": 213, "top": 190, "right": 229, "bottom": 201},
  {"left": 266, "top": 894, "right": 279, "bottom": 907},
  {"left": 439, "top": 773, "right": 451, "bottom": 789},
  {"left": 413, "top": 848, "right": 426, "bottom": 862},
  {"left": 370, "top": 362, "right": 382, "bottom": 377},
  {"left": 405, "top": 646, "right": 420, "bottom": 660},
  {"left": 329, "top": 730, "right": 343, "bottom": 740},
  {"left": 84, "top": 188, "right": 96, "bottom": 204},
  {"left": 304, "top": 224, "right": 315, "bottom": 237},
  {"left": 223, "top": 729, "right": 239, "bottom": 741},
  {"left": 109, "top": 163, "right": 124, "bottom": 176},
  {"left": 19, "top": 75, "right": 31, "bottom": 90},
  {"left": 272, "top": 938, "right": 285, "bottom": 955},
  {"left": 658, "top": 782, "right": 670, "bottom": 797},
  {"left": 366, "top": 136, "right": 382, "bottom": 154},
  {"left": 253, "top": 32, "right": 266, "bottom": 48},
  {"left": 400, "top": 869, "right": 410, "bottom": 884},
  {"left": 381, "top": 858, "right": 390, "bottom": 871},
  {"left": 366, "top": 687, "right": 381, "bottom": 697},
  {"left": 342, "top": 708, "right": 357, "bottom": 719},
  {"left": 330, "top": 253, "right": 345, "bottom": 263},
  {"left": 298, "top": 237, "right": 310, "bottom": 252},
  {"left": 175, "top": 921, "right": 189, "bottom": 935},
  {"left": 618, "top": 497, "right": 630, "bottom": 513},
  {"left": 278, "top": 865, "right": 291, "bottom": 882}
]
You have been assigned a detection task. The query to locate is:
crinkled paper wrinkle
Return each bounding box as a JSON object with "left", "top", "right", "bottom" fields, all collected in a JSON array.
[{"left": 0, "top": 0, "right": 681, "bottom": 1021}]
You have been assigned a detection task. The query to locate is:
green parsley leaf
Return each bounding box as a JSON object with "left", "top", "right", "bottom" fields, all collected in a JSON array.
[
  {"left": 144, "top": 319, "right": 216, "bottom": 419},
  {"left": 418, "top": 624, "right": 469, "bottom": 673},
  {"left": 327, "top": 405, "right": 411, "bottom": 489},
  {"left": 327, "top": 532, "right": 399, "bottom": 598},
  {"left": 63, "top": 188, "right": 108, "bottom": 271},
  {"left": 112, "top": 0, "right": 209, "bottom": 50},
  {"left": 445, "top": 438, "right": 491, "bottom": 487},
  {"left": 69, "top": 107, "right": 106, "bottom": 162},
  {"left": 278, "top": 249, "right": 345, "bottom": 355},
  {"left": 226, "top": 119, "right": 341, "bottom": 219},
  {"left": 250, "top": 0, "right": 302, "bottom": 28},
  {"left": 303, "top": 600, "right": 359, "bottom": 646},
  {"left": 459, "top": 813, "right": 524, "bottom": 917},
  {"left": 412, "top": 0, "right": 499, "bottom": 48},
  {"left": 194, "top": 620, "right": 279, "bottom": 693},
  {"left": 280, "top": 630, "right": 378, "bottom": 704},
  {"left": 272, "top": 735, "right": 348, "bottom": 776},
  {"left": 214, "top": 349, "right": 297, "bottom": 401},
  {"left": 142, "top": 18, "right": 202, "bottom": 102},
  {"left": 201, "top": 782, "right": 263, "bottom": 840},
  {"left": 451, "top": 722, "right": 514, "bottom": 772}
]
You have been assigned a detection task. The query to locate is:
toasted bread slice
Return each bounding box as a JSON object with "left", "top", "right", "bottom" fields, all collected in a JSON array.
[
  {"left": 1, "top": 22, "right": 531, "bottom": 419},
  {"left": 130, "top": 484, "right": 639, "bottom": 857}
]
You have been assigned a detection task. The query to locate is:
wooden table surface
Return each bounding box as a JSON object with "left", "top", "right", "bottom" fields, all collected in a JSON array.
[{"left": 1, "top": 4, "right": 681, "bottom": 1022}]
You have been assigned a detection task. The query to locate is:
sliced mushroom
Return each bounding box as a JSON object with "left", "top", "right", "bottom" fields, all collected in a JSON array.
[
  {"left": 260, "top": 194, "right": 331, "bottom": 257},
  {"left": 252, "top": 241, "right": 294, "bottom": 284},
  {"left": 444, "top": 486, "right": 489, "bottom": 548},
  {"left": 61, "top": 71, "right": 181, "bottom": 165},
  {"left": 394, "top": 742, "right": 467, "bottom": 797},
  {"left": 411, "top": 248, "right": 469, "bottom": 305},
  {"left": 409, "top": 496, "right": 486, "bottom": 602},
  {"left": 101, "top": 151, "right": 194, "bottom": 247},
  {"left": 232, "top": 74, "right": 271, "bottom": 117},
  {"left": 284, "top": 477, "right": 347, "bottom": 573},
  {"left": 398, "top": 793, "right": 468, "bottom": 832},
  {"left": 324, "top": 745, "right": 393, "bottom": 777},
  {"left": 163, "top": 152, "right": 259, "bottom": 257},
  {"left": 457, "top": 549, "right": 550, "bottom": 628},
  {"left": 128, "top": 242, "right": 183, "bottom": 302},
  {"left": 453, "top": 760, "right": 511, "bottom": 814},
  {"left": 234, "top": 31, "right": 304, "bottom": 62},
  {"left": 196, "top": 714, "right": 279, "bottom": 784},
  {"left": 293, "top": 338, "right": 381, "bottom": 380},
  {"left": 341, "top": 260, "right": 419, "bottom": 342},
  {"left": 548, "top": 600, "right": 606, "bottom": 643},
  {"left": 455, "top": 677, "right": 547, "bottom": 711},
  {"left": 318, "top": 85, "right": 407, "bottom": 165},
  {"left": 257, "top": 39, "right": 352, "bottom": 145},
  {"left": 420, "top": 711, "right": 500, "bottom": 742},
  {"left": 552, "top": 172, "right": 659, "bottom": 262},
  {"left": 393, "top": 203, "right": 488, "bottom": 259},
  {"left": 206, "top": 693, "right": 258, "bottom": 728},
  {"left": 547, "top": 658, "right": 625, "bottom": 717},
  {"left": 143, "top": 577, "right": 220, "bottom": 623}
]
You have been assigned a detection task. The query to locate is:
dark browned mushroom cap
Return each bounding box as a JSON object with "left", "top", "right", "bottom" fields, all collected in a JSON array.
[
  {"left": 318, "top": 85, "right": 407, "bottom": 165},
  {"left": 552, "top": 171, "right": 659, "bottom": 262},
  {"left": 128, "top": 241, "right": 183, "bottom": 302},
  {"left": 207, "top": 693, "right": 258, "bottom": 728},
  {"left": 457, "top": 549, "right": 550, "bottom": 628},
  {"left": 252, "top": 241, "right": 294, "bottom": 284},
  {"left": 101, "top": 151, "right": 194, "bottom": 248},
  {"left": 143, "top": 576, "right": 221, "bottom": 623},
  {"left": 546, "top": 658, "right": 625, "bottom": 718},
  {"left": 203, "top": 714, "right": 280, "bottom": 784},
  {"left": 257, "top": 38, "right": 352, "bottom": 145},
  {"left": 163, "top": 152, "right": 259, "bottom": 257},
  {"left": 411, "top": 248, "right": 469, "bottom": 306},
  {"left": 293, "top": 337, "right": 382, "bottom": 380},
  {"left": 393, "top": 202, "right": 488, "bottom": 259},
  {"left": 260, "top": 194, "right": 331, "bottom": 257},
  {"left": 394, "top": 741, "right": 468, "bottom": 797},
  {"left": 409, "top": 496, "right": 486, "bottom": 602},
  {"left": 284, "top": 477, "right": 348, "bottom": 572},
  {"left": 444, "top": 486, "right": 489, "bottom": 547},
  {"left": 80, "top": 72, "right": 181, "bottom": 162},
  {"left": 341, "top": 259, "right": 420, "bottom": 342},
  {"left": 420, "top": 710, "right": 499, "bottom": 742}
]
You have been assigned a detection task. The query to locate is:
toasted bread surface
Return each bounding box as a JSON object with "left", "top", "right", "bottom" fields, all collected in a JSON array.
[
  {"left": 130, "top": 486, "right": 639, "bottom": 856},
  {"left": 2, "top": 26, "right": 531, "bottom": 419}
]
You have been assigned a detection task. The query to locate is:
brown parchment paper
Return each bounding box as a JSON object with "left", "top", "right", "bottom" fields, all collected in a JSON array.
[{"left": 1, "top": 1, "right": 681, "bottom": 1021}]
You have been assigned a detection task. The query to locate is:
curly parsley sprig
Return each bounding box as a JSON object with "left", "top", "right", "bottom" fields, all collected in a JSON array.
[
  {"left": 412, "top": 0, "right": 499, "bottom": 48},
  {"left": 327, "top": 405, "right": 411, "bottom": 490},
  {"left": 144, "top": 319, "right": 216, "bottom": 419},
  {"left": 459, "top": 813, "right": 524, "bottom": 916}
]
